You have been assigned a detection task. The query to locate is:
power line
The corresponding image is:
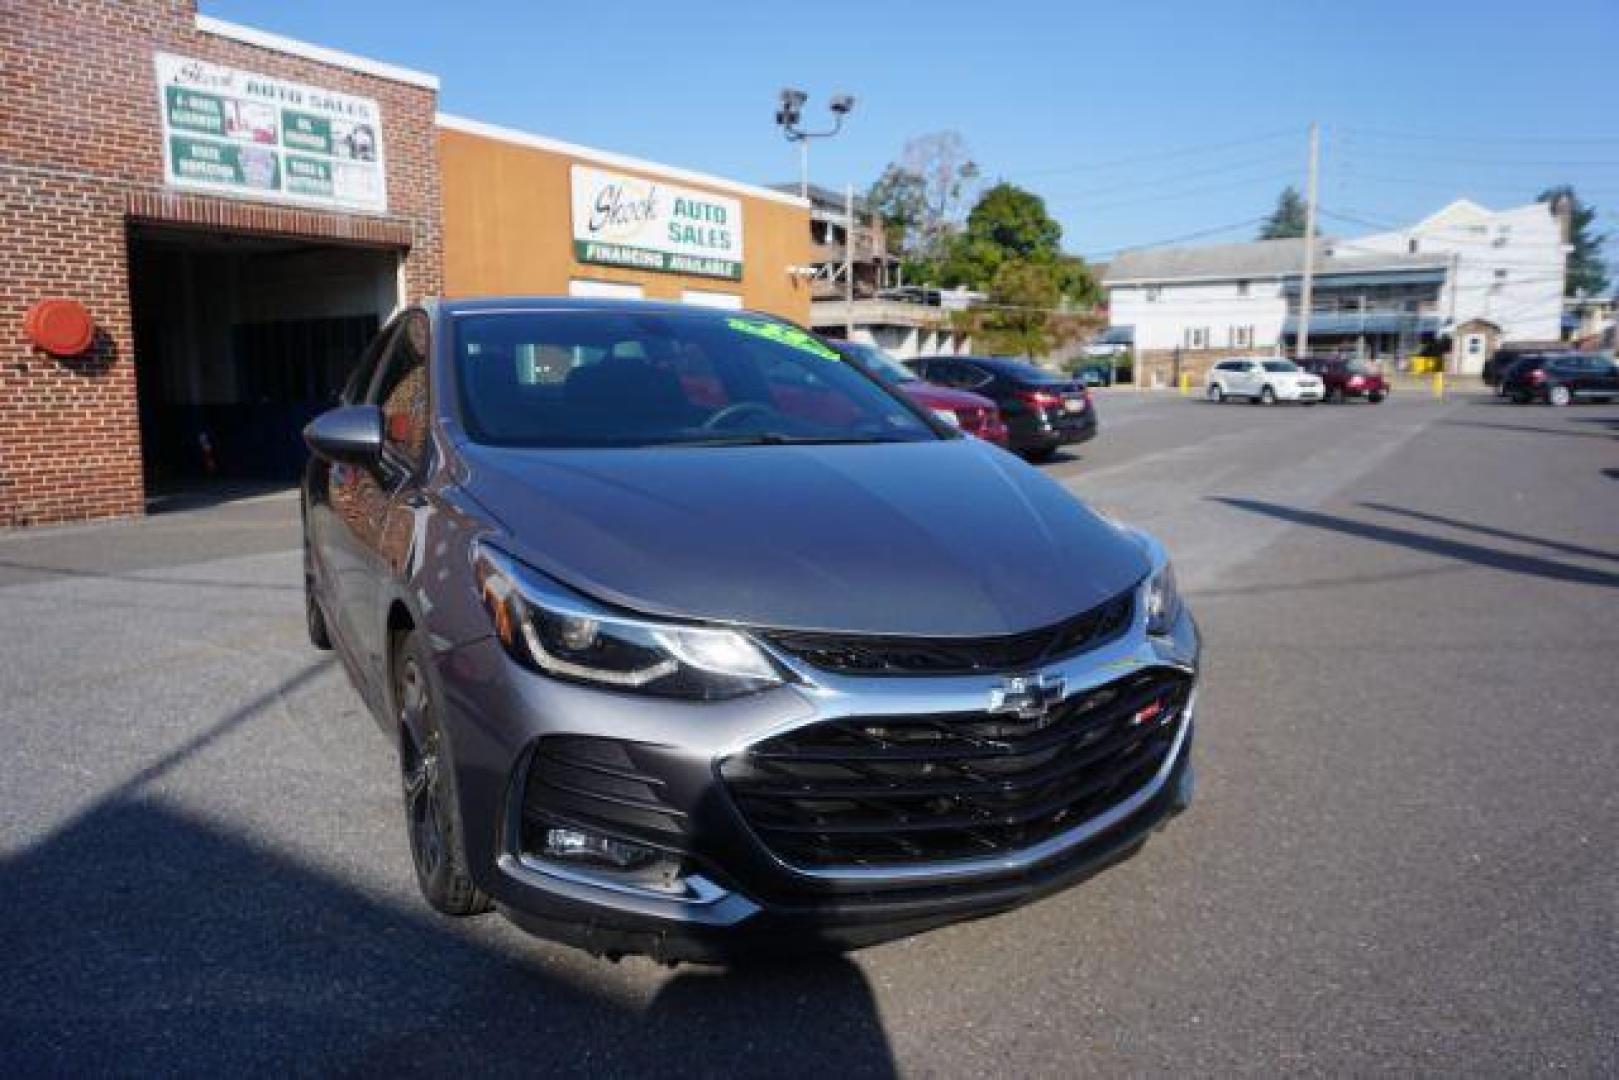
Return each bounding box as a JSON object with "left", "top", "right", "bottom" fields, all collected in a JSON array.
[
  {"left": 1042, "top": 151, "right": 1298, "bottom": 200},
  {"left": 1081, "top": 216, "right": 1271, "bottom": 260},
  {"left": 1011, "top": 128, "right": 1300, "bottom": 179},
  {"left": 1340, "top": 126, "right": 1619, "bottom": 147},
  {"left": 1051, "top": 170, "right": 1297, "bottom": 212}
]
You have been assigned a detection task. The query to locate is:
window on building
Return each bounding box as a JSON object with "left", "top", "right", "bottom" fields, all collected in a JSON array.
[
  {"left": 1494, "top": 269, "right": 1509, "bottom": 281},
  {"left": 1145, "top": 286, "right": 1161, "bottom": 302},
  {"left": 1407, "top": 237, "right": 1419, "bottom": 254},
  {"left": 1184, "top": 327, "right": 1209, "bottom": 350},
  {"left": 1230, "top": 325, "right": 1253, "bottom": 348},
  {"left": 1236, "top": 280, "right": 1251, "bottom": 297}
]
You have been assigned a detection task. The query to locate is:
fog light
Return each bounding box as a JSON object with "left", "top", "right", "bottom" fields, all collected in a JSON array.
[
  {"left": 535, "top": 823, "right": 695, "bottom": 896},
  {"left": 542, "top": 826, "right": 657, "bottom": 870}
]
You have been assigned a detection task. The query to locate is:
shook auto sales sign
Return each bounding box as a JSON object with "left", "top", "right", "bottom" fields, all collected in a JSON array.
[
  {"left": 570, "top": 165, "right": 743, "bottom": 280},
  {"left": 154, "top": 53, "right": 387, "bottom": 213}
]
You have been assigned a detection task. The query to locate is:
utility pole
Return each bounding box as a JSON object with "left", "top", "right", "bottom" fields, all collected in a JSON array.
[
  {"left": 1295, "top": 122, "right": 1320, "bottom": 360},
  {"left": 799, "top": 141, "right": 810, "bottom": 200},
  {"left": 845, "top": 184, "right": 856, "bottom": 338},
  {"left": 1447, "top": 250, "right": 1460, "bottom": 374}
]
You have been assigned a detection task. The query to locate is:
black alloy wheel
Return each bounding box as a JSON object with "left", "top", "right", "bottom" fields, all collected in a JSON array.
[{"left": 396, "top": 632, "right": 490, "bottom": 917}]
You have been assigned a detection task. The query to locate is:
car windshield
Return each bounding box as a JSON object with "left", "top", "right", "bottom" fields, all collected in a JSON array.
[
  {"left": 839, "top": 342, "right": 918, "bottom": 386},
  {"left": 1345, "top": 360, "right": 1373, "bottom": 375},
  {"left": 1262, "top": 361, "right": 1300, "bottom": 373},
  {"left": 451, "top": 310, "right": 941, "bottom": 448}
]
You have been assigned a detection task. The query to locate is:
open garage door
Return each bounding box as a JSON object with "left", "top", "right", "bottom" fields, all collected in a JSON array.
[{"left": 128, "top": 223, "right": 401, "bottom": 496}]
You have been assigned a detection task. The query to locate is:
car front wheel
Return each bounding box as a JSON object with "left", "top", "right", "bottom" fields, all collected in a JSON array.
[
  {"left": 395, "top": 630, "right": 491, "bottom": 917},
  {"left": 1548, "top": 385, "right": 1572, "bottom": 407},
  {"left": 1207, "top": 384, "right": 1224, "bottom": 403},
  {"left": 303, "top": 538, "right": 332, "bottom": 651},
  {"left": 1259, "top": 385, "right": 1276, "bottom": 405}
]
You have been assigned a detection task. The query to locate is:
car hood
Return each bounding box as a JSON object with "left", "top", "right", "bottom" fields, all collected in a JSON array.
[{"left": 457, "top": 438, "right": 1149, "bottom": 636}]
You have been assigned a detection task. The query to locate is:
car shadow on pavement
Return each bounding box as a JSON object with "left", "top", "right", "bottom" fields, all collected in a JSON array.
[
  {"left": 0, "top": 556, "right": 300, "bottom": 592},
  {"left": 0, "top": 663, "right": 898, "bottom": 1077},
  {"left": 1440, "top": 417, "right": 1619, "bottom": 440},
  {"left": 1355, "top": 502, "right": 1619, "bottom": 564},
  {"left": 1210, "top": 497, "right": 1619, "bottom": 590}
]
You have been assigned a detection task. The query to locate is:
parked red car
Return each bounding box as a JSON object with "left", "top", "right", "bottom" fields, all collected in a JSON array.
[
  {"left": 1298, "top": 357, "right": 1389, "bottom": 403},
  {"left": 830, "top": 342, "right": 1010, "bottom": 446}
]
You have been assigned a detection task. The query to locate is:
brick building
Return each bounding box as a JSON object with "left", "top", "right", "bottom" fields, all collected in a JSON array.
[
  {"left": 2, "top": 1, "right": 810, "bottom": 526},
  {"left": 1, "top": 1, "right": 443, "bottom": 525}
]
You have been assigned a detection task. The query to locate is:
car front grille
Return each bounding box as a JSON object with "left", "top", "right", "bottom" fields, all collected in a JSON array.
[
  {"left": 719, "top": 667, "right": 1191, "bottom": 869},
  {"left": 760, "top": 588, "right": 1135, "bottom": 677}
]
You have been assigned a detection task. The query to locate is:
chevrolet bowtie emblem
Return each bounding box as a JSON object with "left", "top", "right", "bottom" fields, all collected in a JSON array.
[{"left": 988, "top": 673, "right": 1066, "bottom": 720}]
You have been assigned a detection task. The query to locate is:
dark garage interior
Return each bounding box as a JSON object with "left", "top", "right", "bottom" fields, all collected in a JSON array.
[{"left": 128, "top": 223, "right": 400, "bottom": 495}]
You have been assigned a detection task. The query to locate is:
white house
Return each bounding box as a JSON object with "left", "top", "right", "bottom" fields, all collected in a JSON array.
[{"left": 1105, "top": 199, "right": 1569, "bottom": 377}]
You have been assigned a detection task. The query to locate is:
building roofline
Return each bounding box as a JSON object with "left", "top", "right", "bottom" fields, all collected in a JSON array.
[
  {"left": 436, "top": 114, "right": 811, "bottom": 208},
  {"left": 194, "top": 15, "right": 441, "bottom": 90}
]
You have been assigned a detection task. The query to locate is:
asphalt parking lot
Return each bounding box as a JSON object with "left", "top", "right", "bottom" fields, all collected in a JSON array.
[{"left": 3, "top": 388, "right": 1615, "bottom": 1075}]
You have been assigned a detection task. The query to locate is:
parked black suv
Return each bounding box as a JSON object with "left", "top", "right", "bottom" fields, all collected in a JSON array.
[
  {"left": 907, "top": 355, "right": 1097, "bottom": 460},
  {"left": 1501, "top": 352, "right": 1619, "bottom": 405},
  {"left": 300, "top": 299, "right": 1198, "bottom": 963},
  {"left": 1485, "top": 346, "right": 1562, "bottom": 393}
]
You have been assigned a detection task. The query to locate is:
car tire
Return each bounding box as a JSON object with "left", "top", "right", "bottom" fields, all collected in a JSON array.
[
  {"left": 1207, "top": 384, "right": 1224, "bottom": 403},
  {"left": 1368, "top": 392, "right": 1386, "bottom": 404},
  {"left": 1326, "top": 386, "right": 1345, "bottom": 404},
  {"left": 394, "top": 629, "right": 491, "bottom": 918},
  {"left": 1548, "top": 385, "right": 1572, "bottom": 407},
  {"left": 1024, "top": 446, "right": 1058, "bottom": 462},
  {"left": 303, "top": 540, "right": 332, "bottom": 651},
  {"left": 1259, "top": 385, "right": 1276, "bottom": 405}
]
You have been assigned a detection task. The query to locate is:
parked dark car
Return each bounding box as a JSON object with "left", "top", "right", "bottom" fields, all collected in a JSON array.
[
  {"left": 1484, "top": 346, "right": 1562, "bottom": 392},
  {"left": 1501, "top": 352, "right": 1619, "bottom": 405},
  {"left": 906, "top": 355, "right": 1097, "bottom": 460},
  {"left": 301, "top": 299, "right": 1198, "bottom": 963},
  {"left": 1298, "top": 357, "right": 1389, "bottom": 403},
  {"left": 829, "top": 341, "right": 1009, "bottom": 446}
]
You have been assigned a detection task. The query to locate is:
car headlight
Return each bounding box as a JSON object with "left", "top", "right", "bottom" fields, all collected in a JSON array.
[
  {"left": 473, "top": 544, "right": 783, "bottom": 700},
  {"left": 1144, "top": 560, "right": 1182, "bottom": 637}
]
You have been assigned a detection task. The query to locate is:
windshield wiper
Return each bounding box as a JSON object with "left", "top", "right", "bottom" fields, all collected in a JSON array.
[{"left": 666, "top": 432, "right": 900, "bottom": 448}]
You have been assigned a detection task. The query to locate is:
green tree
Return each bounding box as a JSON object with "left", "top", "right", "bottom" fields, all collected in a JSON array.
[
  {"left": 1538, "top": 185, "right": 1610, "bottom": 296},
  {"left": 867, "top": 164, "right": 928, "bottom": 257},
  {"left": 867, "top": 131, "right": 981, "bottom": 275},
  {"left": 1259, "top": 186, "right": 1307, "bottom": 240}
]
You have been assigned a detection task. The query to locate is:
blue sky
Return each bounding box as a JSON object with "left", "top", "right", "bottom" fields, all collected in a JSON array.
[{"left": 205, "top": 0, "right": 1619, "bottom": 270}]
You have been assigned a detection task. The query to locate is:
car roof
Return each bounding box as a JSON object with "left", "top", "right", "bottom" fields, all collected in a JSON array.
[{"left": 429, "top": 296, "right": 772, "bottom": 319}]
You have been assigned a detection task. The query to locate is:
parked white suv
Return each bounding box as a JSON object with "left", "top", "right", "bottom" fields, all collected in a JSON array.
[{"left": 1206, "top": 358, "right": 1324, "bottom": 405}]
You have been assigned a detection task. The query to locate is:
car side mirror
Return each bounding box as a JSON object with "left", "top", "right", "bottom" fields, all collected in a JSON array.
[{"left": 304, "top": 404, "right": 383, "bottom": 466}]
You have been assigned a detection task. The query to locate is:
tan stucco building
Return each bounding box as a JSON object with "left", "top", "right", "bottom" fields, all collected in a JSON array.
[{"left": 438, "top": 116, "right": 812, "bottom": 321}]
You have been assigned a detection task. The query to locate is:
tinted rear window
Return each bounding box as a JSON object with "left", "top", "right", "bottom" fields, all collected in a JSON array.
[{"left": 979, "top": 359, "right": 1065, "bottom": 384}]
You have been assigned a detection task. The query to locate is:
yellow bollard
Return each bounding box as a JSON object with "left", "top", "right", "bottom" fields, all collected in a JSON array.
[
  {"left": 1179, "top": 372, "right": 1191, "bottom": 396},
  {"left": 1432, "top": 372, "right": 1444, "bottom": 399}
]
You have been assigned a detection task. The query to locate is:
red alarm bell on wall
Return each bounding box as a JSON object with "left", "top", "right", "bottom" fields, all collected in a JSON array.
[{"left": 24, "top": 298, "right": 96, "bottom": 357}]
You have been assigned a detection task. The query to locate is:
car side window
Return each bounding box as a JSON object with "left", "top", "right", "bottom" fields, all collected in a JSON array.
[
  {"left": 369, "top": 310, "right": 432, "bottom": 475},
  {"left": 341, "top": 323, "right": 398, "bottom": 406},
  {"left": 950, "top": 363, "right": 992, "bottom": 390}
]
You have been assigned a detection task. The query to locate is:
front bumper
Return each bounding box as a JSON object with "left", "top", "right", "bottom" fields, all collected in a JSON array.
[{"left": 435, "top": 597, "right": 1198, "bottom": 962}]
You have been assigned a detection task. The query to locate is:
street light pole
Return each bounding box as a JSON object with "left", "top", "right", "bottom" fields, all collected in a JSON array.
[{"left": 775, "top": 89, "right": 856, "bottom": 201}]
